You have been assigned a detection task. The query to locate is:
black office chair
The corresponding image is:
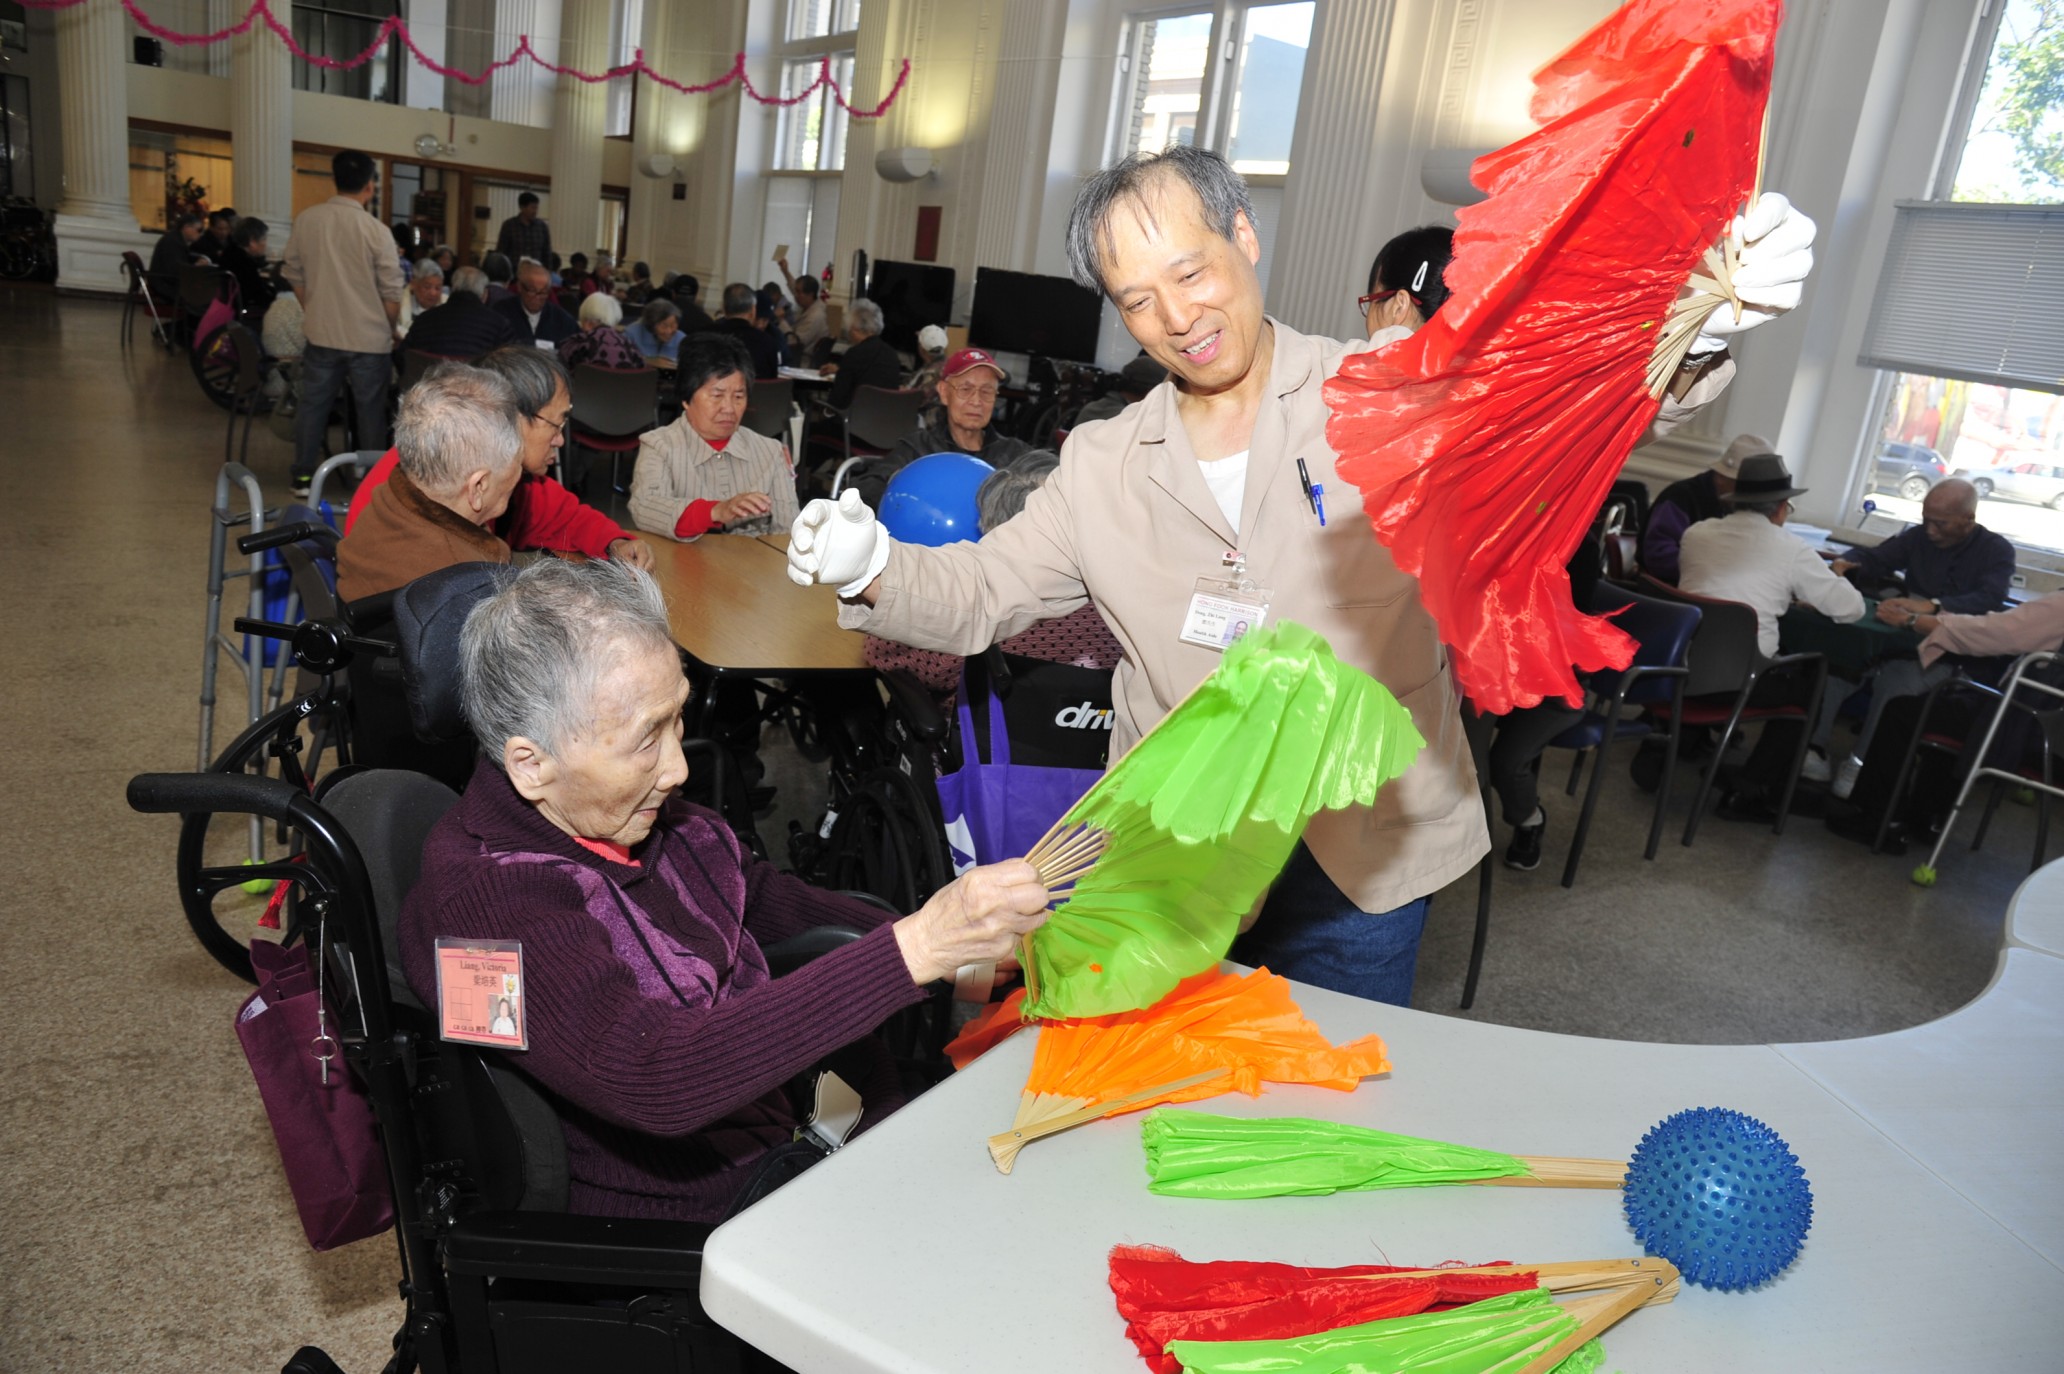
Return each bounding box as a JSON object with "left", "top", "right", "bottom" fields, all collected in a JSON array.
[
  {"left": 741, "top": 379, "right": 796, "bottom": 440},
  {"left": 568, "top": 364, "right": 662, "bottom": 499}
]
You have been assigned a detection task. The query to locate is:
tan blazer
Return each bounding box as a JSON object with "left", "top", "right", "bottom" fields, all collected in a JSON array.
[
  {"left": 842, "top": 319, "right": 1724, "bottom": 914},
  {"left": 628, "top": 419, "right": 798, "bottom": 540}
]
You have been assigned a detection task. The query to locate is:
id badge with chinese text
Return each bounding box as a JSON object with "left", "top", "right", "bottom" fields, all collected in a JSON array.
[{"left": 434, "top": 938, "right": 528, "bottom": 1050}]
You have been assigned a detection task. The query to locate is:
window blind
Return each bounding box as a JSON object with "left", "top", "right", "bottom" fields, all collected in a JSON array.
[{"left": 1859, "top": 201, "right": 2064, "bottom": 395}]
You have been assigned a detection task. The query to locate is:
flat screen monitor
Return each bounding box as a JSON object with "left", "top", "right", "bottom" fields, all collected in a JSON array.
[
  {"left": 968, "top": 267, "right": 1104, "bottom": 364},
  {"left": 863, "top": 260, "right": 955, "bottom": 352}
]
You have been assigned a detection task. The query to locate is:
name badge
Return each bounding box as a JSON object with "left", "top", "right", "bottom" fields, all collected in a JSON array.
[
  {"left": 434, "top": 938, "right": 528, "bottom": 1050},
  {"left": 1179, "top": 550, "right": 1271, "bottom": 651}
]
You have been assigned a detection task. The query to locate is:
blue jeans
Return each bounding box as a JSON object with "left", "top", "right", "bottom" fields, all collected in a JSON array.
[
  {"left": 1229, "top": 843, "right": 1430, "bottom": 1006},
  {"left": 295, "top": 342, "right": 391, "bottom": 481}
]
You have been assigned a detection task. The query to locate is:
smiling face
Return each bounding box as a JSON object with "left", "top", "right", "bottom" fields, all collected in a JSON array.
[
  {"left": 1098, "top": 175, "right": 1266, "bottom": 399},
  {"left": 511, "top": 637, "right": 691, "bottom": 848},
  {"left": 684, "top": 368, "right": 749, "bottom": 446},
  {"left": 653, "top": 315, "right": 679, "bottom": 345}
]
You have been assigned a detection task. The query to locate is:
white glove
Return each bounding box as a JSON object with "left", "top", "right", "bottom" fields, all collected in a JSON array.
[
  {"left": 1693, "top": 191, "right": 1817, "bottom": 354},
  {"left": 788, "top": 489, "right": 893, "bottom": 598}
]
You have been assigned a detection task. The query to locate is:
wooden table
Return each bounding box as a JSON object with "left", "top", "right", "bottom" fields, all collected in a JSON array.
[{"left": 635, "top": 532, "right": 867, "bottom": 684}]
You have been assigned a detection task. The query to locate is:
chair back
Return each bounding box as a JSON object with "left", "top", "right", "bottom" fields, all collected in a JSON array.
[
  {"left": 226, "top": 321, "right": 266, "bottom": 400},
  {"left": 1639, "top": 574, "right": 1763, "bottom": 697},
  {"left": 741, "top": 378, "right": 795, "bottom": 438},
  {"left": 846, "top": 385, "right": 926, "bottom": 450},
  {"left": 177, "top": 263, "right": 227, "bottom": 316},
  {"left": 1586, "top": 584, "right": 1700, "bottom": 704},
  {"left": 318, "top": 769, "right": 463, "bottom": 1012},
  {"left": 121, "top": 251, "right": 146, "bottom": 291},
  {"left": 399, "top": 349, "right": 462, "bottom": 394},
  {"left": 570, "top": 363, "right": 661, "bottom": 439}
]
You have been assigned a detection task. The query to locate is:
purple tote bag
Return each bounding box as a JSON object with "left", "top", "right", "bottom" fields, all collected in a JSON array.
[
  {"left": 935, "top": 671, "right": 1103, "bottom": 875},
  {"left": 236, "top": 939, "right": 395, "bottom": 1251}
]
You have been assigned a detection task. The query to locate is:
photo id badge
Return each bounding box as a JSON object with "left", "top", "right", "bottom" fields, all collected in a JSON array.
[
  {"left": 1179, "top": 550, "right": 1271, "bottom": 652},
  {"left": 434, "top": 938, "right": 528, "bottom": 1050}
]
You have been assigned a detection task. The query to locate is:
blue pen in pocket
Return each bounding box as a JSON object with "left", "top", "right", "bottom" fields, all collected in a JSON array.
[{"left": 1310, "top": 483, "right": 1327, "bottom": 528}]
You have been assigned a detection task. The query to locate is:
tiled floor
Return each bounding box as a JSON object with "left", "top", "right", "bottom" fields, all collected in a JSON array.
[{"left": 0, "top": 287, "right": 2037, "bottom": 1371}]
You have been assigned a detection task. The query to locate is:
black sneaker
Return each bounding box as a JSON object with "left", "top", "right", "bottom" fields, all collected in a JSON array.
[
  {"left": 289, "top": 475, "right": 312, "bottom": 500},
  {"left": 1504, "top": 820, "right": 1545, "bottom": 871}
]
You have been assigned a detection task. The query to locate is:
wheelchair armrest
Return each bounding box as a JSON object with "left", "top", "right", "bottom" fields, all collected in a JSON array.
[
  {"left": 765, "top": 925, "right": 863, "bottom": 975},
  {"left": 444, "top": 1208, "right": 710, "bottom": 1287},
  {"left": 879, "top": 668, "right": 948, "bottom": 746}
]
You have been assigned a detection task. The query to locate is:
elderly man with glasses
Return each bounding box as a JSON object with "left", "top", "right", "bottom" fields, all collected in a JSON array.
[
  {"left": 493, "top": 257, "right": 580, "bottom": 347},
  {"left": 852, "top": 348, "right": 1032, "bottom": 505},
  {"left": 339, "top": 352, "right": 650, "bottom": 600}
]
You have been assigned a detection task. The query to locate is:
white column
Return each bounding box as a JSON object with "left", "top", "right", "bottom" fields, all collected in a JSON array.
[
  {"left": 548, "top": 0, "right": 610, "bottom": 258},
  {"left": 1264, "top": 0, "right": 1406, "bottom": 337},
  {"left": 231, "top": 20, "right": 294, "bottom": 246},
  {"left": 491, "top": 0, "right": 561, "bottom": 128},
  {"left": 971, "top": 0, "right": 1067, "bottom": 274},
  {"left": 52, "top": 0, "right": 139, "bottom": 293}
]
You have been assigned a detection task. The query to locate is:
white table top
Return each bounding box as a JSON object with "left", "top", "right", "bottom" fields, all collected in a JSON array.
[
  {"left": 702, "top": 952, "right": 2064, "bottom": 1372},
  {"left": 2004, "top": 857, "right": 2064, "bottom": 959}
]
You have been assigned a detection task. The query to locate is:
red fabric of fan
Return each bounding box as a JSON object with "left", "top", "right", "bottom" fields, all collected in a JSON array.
[
  {"left": 1324, "top": 0, "right": 1780, "bottom": 713},
  {"left": 1108, "top": 1245, "right": 1537, "bottom": 1373}
]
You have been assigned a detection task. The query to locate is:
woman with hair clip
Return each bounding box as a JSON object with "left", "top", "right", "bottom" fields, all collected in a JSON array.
[{"left": 1359, "top": 224, "right": 1591, "bottom": 872}]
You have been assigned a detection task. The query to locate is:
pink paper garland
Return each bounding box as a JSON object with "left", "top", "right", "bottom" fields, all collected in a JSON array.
[{"left": 28, "top": 0, "right": 909, "bottom": 116}]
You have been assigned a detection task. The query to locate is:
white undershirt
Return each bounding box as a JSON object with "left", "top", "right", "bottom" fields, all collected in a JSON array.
[{"left": 1199, "top": 449, "right": 1249, "bottom": 536}]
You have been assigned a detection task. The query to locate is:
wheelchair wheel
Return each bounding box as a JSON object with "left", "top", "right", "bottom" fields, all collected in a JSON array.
[
  {"left": 174, "top": 696, "right": 352, "bottom": 981},
  {"left": 189, "top": 323, "right": 242, "bottom": 410},
  {"left": 822, "top": 766, "right": 952, "bottom": 914}
]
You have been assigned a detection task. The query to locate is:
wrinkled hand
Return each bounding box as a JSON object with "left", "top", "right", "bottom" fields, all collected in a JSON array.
[
  {"left": 1693, "top": 191, "right": 1817, "bottom": 354},
  {"left": 712, "top": 491, "right": 774, "bottom": 527},
  {"left": 1830, "top": 557, "right": 1857, "bottom": 577},
  {"left": 607, "top": 537, "right": 653, "bottom": 570},
  {"left": 893, "top": 860, "right": 1051, "bottom": 985},
  {"left": 787, "top": 490, "right": 893, "bottom": 596},
  {"left": 818, "top": 361, "right": 840, "bottom": 376}
]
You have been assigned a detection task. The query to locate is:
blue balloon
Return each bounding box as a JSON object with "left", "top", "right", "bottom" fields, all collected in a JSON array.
[{"left": 878, "top": 452, "right": 995, "bottom": 546}]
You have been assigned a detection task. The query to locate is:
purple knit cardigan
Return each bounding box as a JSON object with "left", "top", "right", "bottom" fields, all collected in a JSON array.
[{"left": 399, "top": 760, "right": 922, "bottom": 1221}]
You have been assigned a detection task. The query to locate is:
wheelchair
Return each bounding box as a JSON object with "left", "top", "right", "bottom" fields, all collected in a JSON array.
[{"left": 134, "top": 563, "right": 910, "bottom": 1374}]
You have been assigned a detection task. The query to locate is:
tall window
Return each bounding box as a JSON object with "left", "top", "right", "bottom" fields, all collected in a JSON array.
[
  {"left": 1864, "top": 0, "right": 2064, "bottom": 554},
  {"left": 773, "top": 0, "right": 859, "bottom": 172},
  {"left": 1110, "top": 2, "right": 1314, "bottom": 174},
  {"left": 289, "top": 0, "right": 403, "bottom": 104}
]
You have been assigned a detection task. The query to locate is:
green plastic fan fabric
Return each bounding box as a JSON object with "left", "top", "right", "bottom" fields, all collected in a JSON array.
[
  {"left": 1141, "top": 1110, "right": 1530, "bottom": 1198},
  {"left": 1023, "top": 623, "right": 1423, "bottom": 1019},
  {"left": 1166, "top": 1288, "right": 1604, "bottom": 1374}
]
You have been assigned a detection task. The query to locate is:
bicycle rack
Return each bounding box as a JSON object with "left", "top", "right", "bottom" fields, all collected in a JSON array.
[{"left": 198, "top": 464, "right": 270, "bottom": 769}]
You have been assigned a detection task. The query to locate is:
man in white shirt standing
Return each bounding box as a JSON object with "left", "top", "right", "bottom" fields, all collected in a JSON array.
[{"left": 1680, "top": 451, "right": 1865, "bottom": 819}]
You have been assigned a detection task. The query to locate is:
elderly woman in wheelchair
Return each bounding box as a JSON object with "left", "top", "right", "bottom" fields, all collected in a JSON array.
[{"left": 399, "top": 556, "right": 1049, "bottom": 1221}]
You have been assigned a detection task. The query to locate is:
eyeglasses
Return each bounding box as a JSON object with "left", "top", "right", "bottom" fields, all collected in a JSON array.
[
  {"left": 946, "top": 381, "right": 1000, "bottom": 402},
  {"left": 1357, "top": 288, "right": 1409, "bottom": 319}
]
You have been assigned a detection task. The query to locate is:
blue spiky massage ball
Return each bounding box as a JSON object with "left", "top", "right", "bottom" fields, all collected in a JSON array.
[{"left": 1622, "top": 1107, "right": 1813, "bottom": 1291}]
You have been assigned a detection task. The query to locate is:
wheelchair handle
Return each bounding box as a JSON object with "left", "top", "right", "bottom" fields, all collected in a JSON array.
[
  {"left": 128, "top": 771, "right": 305, "bottom": 820},
  {"left": 237, "top": 521, "right": 336, "bottom": 556},
  {"left": 233, "top": 617, "right": 396, "bottom": 670}
]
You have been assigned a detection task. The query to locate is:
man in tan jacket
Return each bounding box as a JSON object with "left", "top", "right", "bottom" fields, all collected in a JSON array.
[
  {"left": 336, "top": 364, "right": 525, "bottom": 603},
  {"left": 788, "top": 147, "right": 1807, "bottom": 1005}
]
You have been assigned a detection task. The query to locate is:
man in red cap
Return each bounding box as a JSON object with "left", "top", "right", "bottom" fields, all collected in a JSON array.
[{"left": 855, "top": 347, "right": 1030, "bottom": 503}]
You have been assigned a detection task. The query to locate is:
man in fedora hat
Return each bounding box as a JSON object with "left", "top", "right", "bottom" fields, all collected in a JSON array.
[
  {"left": 1679, "top": 451, "right": 1865, "bottom": 819},
  {"left": 1639, "top": 431, "right": 1769, "bottom": 584}
]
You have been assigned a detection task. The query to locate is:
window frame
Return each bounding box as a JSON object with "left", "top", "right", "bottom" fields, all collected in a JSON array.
[
  {"left": 771, "top": 0, "right": 860, "bottom": 174},
  {"left": 1104, "top": 0, "right": 1313, "bottom": 186}
]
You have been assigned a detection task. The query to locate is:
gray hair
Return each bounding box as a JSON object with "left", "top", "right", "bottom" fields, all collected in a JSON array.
[
  {"left": 847, "top": 298, "right": 885, "bottom": 337},
  {"left": 461, "top": 558, "right": 676, "bottom": 762},
  {"left": 1065, "top": 145, "right": 1257, "bottom": 293},
  {"left": 976, "top": 450, "right": 1060, "bottom": 533},
  {"left": 516, "top": 256, "right": 550, "bottom": 281},
  {"left": 474, "top": 345, "right": 569, "bottom": 418},
  {"left": 1735, "top": 498, "right": 1790, "bottom": 518},
  {"left": 412, "top": 259, "right": 445, "bottom": 284},
  {"left": 393, "top": 362, "right": 522, "bottom": 494},
  {"left": 449, "top": 265, "right": 489, "bottom": 300},
  {"left": 640, "top": 298, "right": 682, "bottom": 331},
  {"left": 578, "top": 291, "right": 623, "bottom": 327}
]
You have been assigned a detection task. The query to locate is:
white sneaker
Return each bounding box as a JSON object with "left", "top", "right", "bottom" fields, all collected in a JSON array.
[
  {"left": 1832, "top": 754, "right": 1863, "bottom": 800},
  {"left": 1801, "top": 749, "right": 1832, "bottom": 784}
]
